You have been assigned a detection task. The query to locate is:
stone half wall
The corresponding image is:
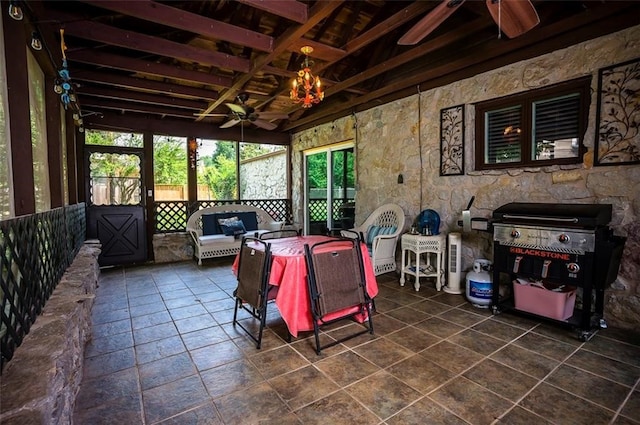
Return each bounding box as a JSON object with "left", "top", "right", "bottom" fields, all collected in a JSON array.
[
  {"left": 0, "top": 242, "right": 101, "bottom": 425},
  {"left": 291, "top": 25, "right": 640, "bottom": 330},
  {"left": 153, "top": 232, "right": 193, "bottom": 263}
]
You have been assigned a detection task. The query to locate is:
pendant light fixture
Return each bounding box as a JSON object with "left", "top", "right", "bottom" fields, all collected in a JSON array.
[{"left": 290, "top": 46, "right": 323, "bottom": 108}]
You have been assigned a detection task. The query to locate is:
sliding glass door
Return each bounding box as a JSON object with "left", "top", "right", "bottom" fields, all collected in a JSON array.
[{"left": 304, "top": 142, "right": 355, "bottom": 234}]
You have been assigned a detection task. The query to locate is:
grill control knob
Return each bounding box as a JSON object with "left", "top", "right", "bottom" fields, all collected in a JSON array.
[
  {"left": 567, "top": 263, "right": 580, "bottom": 273},
  {"left": 510, "top": 229, "right": 520, "bottom": 239},
  {"left": 558, "top": 234, "right": 570, "bottom": 243}
]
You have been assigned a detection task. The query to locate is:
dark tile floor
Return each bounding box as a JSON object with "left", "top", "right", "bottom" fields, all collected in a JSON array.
[{"left": 73, "top": 259, "right": 640, "bottom": 425}]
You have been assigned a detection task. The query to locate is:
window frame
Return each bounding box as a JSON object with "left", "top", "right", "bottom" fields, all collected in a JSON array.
[{"left": 474, "top": 76, "right": 591, "bottom": 170}]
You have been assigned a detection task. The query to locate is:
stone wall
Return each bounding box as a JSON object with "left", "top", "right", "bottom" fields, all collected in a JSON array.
[
  {"left": 240, "top": 150, "right": 287, "bottom": 199},
  {"left": 153, "top": 232, "right": 193, "bottom": 263},
  {"left": 291, "top": 25, "right": 640, "bottom": 330},
  {"left": 0, "top": 242, "right": 101, "bottom": 425}
]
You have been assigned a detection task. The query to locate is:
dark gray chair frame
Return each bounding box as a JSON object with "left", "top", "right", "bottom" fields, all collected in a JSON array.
[
  {"left": 304, "top": 237, "right": 374, "bottom": 355},
  {"left": 233, "top": 237, "right": 274, "bottom": 349},
  {"left": 257, "top": 229, "right": 301, "bottom": 240}
]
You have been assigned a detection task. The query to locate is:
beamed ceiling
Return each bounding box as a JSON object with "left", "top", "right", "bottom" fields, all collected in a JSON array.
[{"left": 23, "top": 0, "right": 640, "bottom": 143}]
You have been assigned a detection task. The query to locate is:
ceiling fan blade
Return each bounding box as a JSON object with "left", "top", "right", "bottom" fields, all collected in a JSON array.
[
  {"left": 256, "top": 111, "right": 289, "bottom": 120},
  {"left": 398, "top": 0, "right": 466, "bottom": 45},
  {"left": 220, "top": 118, "right": 241, "bottom": 129},
  {"left": 226, "top": 103, "right": 246, "bottom": 114},
  {"left": 485, "top": 0, "right": 539, "bottom": 39},
  {"left": 251, "top": 119, "right": 278, "bottom": 131},
  {"left": 193, "top": 112, "right": 228, "bottom": 117}
]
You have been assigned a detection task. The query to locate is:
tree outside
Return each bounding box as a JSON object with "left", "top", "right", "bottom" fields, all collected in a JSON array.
[
  {"left": 86, "top": 131, "right": 144, "bottom": 205},
  {"left": 153, "top": 135, "right": 187, "bottom": 201},
  {"left": 198, "top": 140, "right": 237, "bottom": 200}
]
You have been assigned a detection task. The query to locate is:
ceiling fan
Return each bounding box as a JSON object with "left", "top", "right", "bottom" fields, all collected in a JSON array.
[
  {"left": 195, "top": 92, "right": 289, "bottom": 131},
  {"left": 398, "top": 0, "right": 540, "bottom": 46}
]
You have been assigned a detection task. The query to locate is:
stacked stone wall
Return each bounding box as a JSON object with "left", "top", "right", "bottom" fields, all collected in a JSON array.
[
  {"left": 291, "top": 25, "right": 640, "bottom": 330},
  {"left": 0, "top": 243, "right": 101, "bottom": 425}
]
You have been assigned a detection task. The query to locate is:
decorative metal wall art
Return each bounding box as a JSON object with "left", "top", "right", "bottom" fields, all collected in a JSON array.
[
  {"left": 440, "top": 104, "right": 465, "bottom": 176},
  {"left": 595, "top": 57, "right": 640, "bottom": 166}
]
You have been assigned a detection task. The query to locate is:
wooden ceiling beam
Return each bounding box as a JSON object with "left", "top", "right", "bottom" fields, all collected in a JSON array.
[
  {"left": 79, "top": 0, "right": 274, "bottom": 52},
  {"left": 326, "top": 18, "right": 491, "bottom": 96},
  {"left": 67, "top": 50, "right": 233, "bottom": 88},
  {"left": 197, "top": 1, "right": 344, "bottom": 119},
  {"left": 61, "top": 17, "right": 251, "bottom": 72},
  {"left": 255, "top": 1, "right": 436, "bottom": 111},
  {"left": 73, "top": 70, "right": 220, "bottom": 101},
  {"left": 287, "top": 39, "right": 346, "bottom": 63},
  {"left": 76, "top": 85, "right": 210, "bottom": 110},
  {"left": 342, "top": 1, "right": 435, "bottom": 53},
  {"left": 80, "top": 98, "right": 199, "bottom": 118},
  {"left": 285, "top": 3, "right": 639, "bottom": 131},
  {"left": 235, "top": 0, "right": 308, "bottom": 24},
  {"left": 84, "top": 111, "right": 290, "bottom": 145}
]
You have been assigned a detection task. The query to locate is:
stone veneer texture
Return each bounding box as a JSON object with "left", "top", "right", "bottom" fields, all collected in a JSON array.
[{"left": 291, "top": 25, "right": 640, "bottom": 330}]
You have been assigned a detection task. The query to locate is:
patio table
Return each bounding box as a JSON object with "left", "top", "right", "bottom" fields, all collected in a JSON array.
[{"left": 232, "top": 235, "right": 378, "bottom": 337}]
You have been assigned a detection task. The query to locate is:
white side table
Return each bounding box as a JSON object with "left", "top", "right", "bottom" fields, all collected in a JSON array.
[{"left": 400, "top": 233, "right": 446, "bottom": 291}]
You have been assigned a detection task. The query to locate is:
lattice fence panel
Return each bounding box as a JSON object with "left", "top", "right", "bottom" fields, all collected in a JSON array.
[
  {"left": 155, "top": 201, "right": 188, "bottom": 232},
  {"left": 240, "top": 199, "right": 290, "bottom": 222},
  {"left": 66, "top": 203, "right": 86, "bottom": 261},
  {"left": 1, "top": 204, "right": 86, "bottom": 371},
  {"left": 154, "top": 199, "right": 292, "bottom": 233},
  {"left": 332, "top": 199, "right": 345, "bottom": 222},
  {"left": 308, "top": 199, "right": 327, "bottom": 221}
]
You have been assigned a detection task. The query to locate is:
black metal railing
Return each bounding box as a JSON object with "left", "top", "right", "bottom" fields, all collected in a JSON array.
[
  {"left": 154, "top": 199, "right": 292, "bottom": 233},
  {"left": 0, "top": 203, "right": 86, "bottom": 372}
]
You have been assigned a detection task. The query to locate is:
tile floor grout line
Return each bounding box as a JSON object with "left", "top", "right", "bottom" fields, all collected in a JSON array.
[
  {"left": 128, "top": 268, "right": 149, "bottom": 425},
  {"left": 491, "top": 330, "right": 586, "bottom": 424},
  {"left": 76, "top": 264, "right": 640, "bottom": 424},
  {"left": 608, "top": 374, "right": 640, "bottom": 424}
]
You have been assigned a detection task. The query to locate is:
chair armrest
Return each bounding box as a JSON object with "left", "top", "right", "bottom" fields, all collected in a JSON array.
[
  {"left": 371, "top": 234, "right": 398, "bottom": 256},
  {"left": 340, "top": 229, "right": 364, "bottom": 241},
  {"left": 188, "top": 229, "right": 202, "bottom": 245},
  {"left": 267, "top": 221, "right": 285, "bottom": 231},
  {"left": 350, "top": 225, "right": 366, "bottom": 235}
]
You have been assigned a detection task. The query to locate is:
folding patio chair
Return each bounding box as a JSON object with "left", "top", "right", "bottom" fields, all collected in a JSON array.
[
  {"left": 304, "top": 238, "right": 374, "bottom": 355},
  {"left": 258, "top": 229, "right": 301, "bottom": 240},
  {"left": 233, "top": 236, "right": 274, "bottom": 349}
]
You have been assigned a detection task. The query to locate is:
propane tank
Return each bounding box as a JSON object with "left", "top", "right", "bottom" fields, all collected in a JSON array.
[{"left": 466, "top": 259, "right": 493, "bottom": 308}]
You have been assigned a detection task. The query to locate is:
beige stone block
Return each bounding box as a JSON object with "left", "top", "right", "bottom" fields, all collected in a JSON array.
[{"left": 552, "top": 171, "right": 583, "bottom": 184}]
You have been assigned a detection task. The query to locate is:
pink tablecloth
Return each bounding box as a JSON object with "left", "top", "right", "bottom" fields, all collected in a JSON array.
[{"left": 232, "top": 235, "right": 378, "bottom": 337}]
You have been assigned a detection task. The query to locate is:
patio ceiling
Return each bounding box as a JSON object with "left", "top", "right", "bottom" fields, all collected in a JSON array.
[{"left": 25, "top": 1, "right": 640, "bottom": 138}]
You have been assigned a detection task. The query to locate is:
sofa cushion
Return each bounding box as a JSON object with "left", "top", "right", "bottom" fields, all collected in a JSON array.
[
  {"left": 199, "top": 234, "right": 234, "bottom": 244},
  {"left": 202, "top": 213, "right": 219, "bottom": 235}
]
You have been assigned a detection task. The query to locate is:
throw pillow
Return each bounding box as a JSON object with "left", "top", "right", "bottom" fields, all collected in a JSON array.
[
  {"left": 202, "top": 214, "right": 219, "bottom": 235},
  {"left": 218, "top": 216, "right": 246, "bottom": 237}
]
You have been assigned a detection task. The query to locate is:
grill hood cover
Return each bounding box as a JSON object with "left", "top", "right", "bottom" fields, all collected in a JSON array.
[{"left": 492, "top": 203, "right": 612, "bottom": 228}]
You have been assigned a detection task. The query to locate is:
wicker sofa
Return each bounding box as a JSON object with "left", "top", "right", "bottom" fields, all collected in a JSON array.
[{"left": 187, "top": 205, "right": 284, "bottom": 264}]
